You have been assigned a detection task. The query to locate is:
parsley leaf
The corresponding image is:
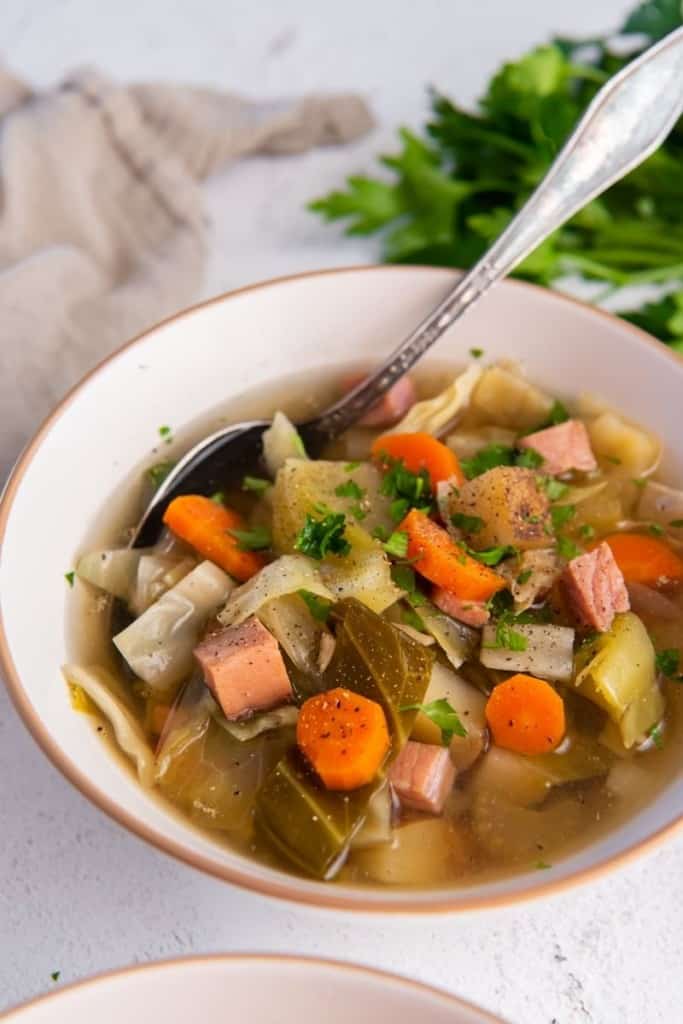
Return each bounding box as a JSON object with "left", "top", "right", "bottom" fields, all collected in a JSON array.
[
  {"left": 211, "top": 491, "right": 226, "bottom": 505},
  {"left": 579, "top": 523, "right": 596, "bottom": 540},
  {"left": 540, "top": 400, "right": 570, "bottom": 428},
  {"left": 649, "top": 722, "right": 664, "bottom": 749},
  {"left": 557, "top": 535, "right": 582, "bottom": 560},
  {"left": 468, "top": 543, "right": 518, "bottom": 566},
  {"left": 228, "top": 525, "right": 272, "bottom": 551},
  {"left": 295, "top": 511, "right": 351, "bottom": 560},
  {"left": 344, "top": 461, "right": 362, "bottom": 472},
  {"left": 551, "top": 504, "right": 576, "bottom": 530},
  {"left": 517, "top": 569, "right": 533, "bottom": 585},
  {"left": 51, "top": 971, "right": 60, "bottom": 983},
  {"left": 158, "top": 425, "right": 173, "bottom": 443},
  {"left": 383, "top": 530, "right": 410, "bottom": 558},
  {"left": 515, "top": 448, "right": 545, "bottom": 470},
  {"left": 243, "top": 475, "right": 271, "bottom": 494},
  {"left": 485, "top": 610, "right": 528, "bottom": 651},
  {"left": 335, "top": 479, "right": 365, "bottom": 501},
  {"left": 391, "top": 564, "right": 427, "bottom": 606},
  {"left": 461, "top": 444, "right": 515, "bottom": 479},
  {"left": 670, "top": 519, "right": 683, "bottom": 528},
  {"left": 400, "top": 698, "right": 467, "bottom": 744},
  {"left": 469, "top": 347, "right": 484, "bottom": 358},
  {"left": 401, "top": 607, "right": 426, "bottom": 632},
  {"left": 656, "top": 648, "right": 681, "bottom": 678},
  {"left": 648, "top": 522, "right": 665, "bottom": 537},
  {"left": 147, "top": 460, "right": 176, "bottom": 489},
  {"left": 535, "top": 860, "right": 552, "bottom": 871},
  {"left": 298, "top": 589, "right": 333, "bottom": 622},
  {"left": 372, "top": 524, "right": 390, "bottom": 542},
  {"left": 379, "top": 454, "right": 433, "bottom": 516},
  {"left": 451, "top": 512, "right": 484, "bottom": 534},
  {"left": 64, "top": 571, "right": 75, "bottom": 588},
  {"left": 537, "top": 475, "right": 569, "bottom": 501}
]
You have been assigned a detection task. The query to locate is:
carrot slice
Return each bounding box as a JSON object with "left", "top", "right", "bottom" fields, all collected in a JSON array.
[
  {"left": 485, "top": 674, "right": 565, "bottom": 755},
  {"left": 163, "top": 495, "right": 265, "bottom": 582},
  {"left": 598, "top": 532, "right": 683, "bottom": 586},
  {"left": 297, "top": 687, "right": 390, "bottom": 791},
  {"left": 371, "top": 431, "right": 464, "bottom": 486},
  {"left": 398, "top": 508, "right": 506, "bottom": 601}
]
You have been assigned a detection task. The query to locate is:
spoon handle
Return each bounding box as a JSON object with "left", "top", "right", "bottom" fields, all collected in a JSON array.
[{"left": 306, "top": 26, "right": 683, "bottom": 443}]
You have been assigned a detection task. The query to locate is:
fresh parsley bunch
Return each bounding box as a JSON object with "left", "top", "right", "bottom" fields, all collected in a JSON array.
[{"left": 310, "top": 0, "right": 683, "bottom": 349}]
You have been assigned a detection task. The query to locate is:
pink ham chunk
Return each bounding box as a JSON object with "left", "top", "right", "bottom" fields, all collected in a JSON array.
[
  {"left": 389, "top": 741, "right": 456, "bottom": 815},
  {"left": 562, "top": 541, "right": 630, "bottom": 633},
  {"left": 194, "top": 616, "right": 292, "bottom": 720},
  {"left": 518, "top": 419, "right": 597, "bottom": 476},
  {"left": 342, "top": 373, "right": 416, "bottom": 428},
  {"left": 432, "top": 586, "right": 490, "bottom": 628}
]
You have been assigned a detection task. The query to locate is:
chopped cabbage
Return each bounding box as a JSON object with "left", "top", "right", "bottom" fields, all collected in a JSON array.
[
  {"left": 257, "top": 594, "right": 324, "bottom": 675},
  {"left": 480, "top": 623, "right": 575, "bottom": 682},
  {"left": 114, "top": 561, "right": 234, "bottom": 691},
  {"left": 350, "top": 782, "right": 394, "bottom": 851},
  {"left": 575, "top": 612, "right": 664, "bottom": 748},
  {"left": 62, "top": 664, "right": 155, "bottom": 786},
  {"left": 130, "top": 554, "right": 196, "bottom": 615},
  {"left": 638, "top": 481, "right": 683, "bottom": 532},
  {"left": 392, "top": 364, "right": 482, "bottom": 436},
  {"left": 321, "top": 525, "right": 401, "bottom": 614},
  {"left": 263, "top": 411, "right": 308, "bottom": 477},
  {"left": 76, "top": 549, "right": 143, "bottom": 600},
  {"left": 471, "top": 364, "right": 552, "bottom": 431},
  {"left": 213, "top": 703, "right": 299, "bottom": 742},
  {"left": 418, "top": 602, "right": 476, "bottom": 669},
  {"left": 219, "top": 555, "right": 333, "bottom": 628}
]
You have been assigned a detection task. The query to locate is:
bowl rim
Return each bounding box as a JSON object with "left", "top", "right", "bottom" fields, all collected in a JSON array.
[
  {"left": 0, "top": 953, "right": 506, "bottom": 1022},
  {"left": 2, "top": 263, "right": 682, "bottom": 914}
]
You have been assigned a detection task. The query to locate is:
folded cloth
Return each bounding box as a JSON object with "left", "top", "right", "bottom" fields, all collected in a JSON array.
[{"left": 0, "top": 67, "right": 373, "bottom": 481}]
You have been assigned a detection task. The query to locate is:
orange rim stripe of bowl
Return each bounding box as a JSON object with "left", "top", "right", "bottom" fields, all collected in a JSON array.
[
  {"left": 0, "top": 953, "right": 506, "bottom": 1022},
  {"left": 1, "top": 265, "right": 682, "bottom": 914}
]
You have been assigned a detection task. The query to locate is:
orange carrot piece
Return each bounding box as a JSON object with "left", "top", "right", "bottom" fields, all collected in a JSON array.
[
  {"left": 485, "top": 674, "right": 566, "bottom": 755},
  {"left": 398, "top": 508, "right": 506, "bottom": 602},
  {"left": 297, "top": 687, "right": 390, "bottom": 791},
  {"left": 163, "top": 495, "right": 265, "bottom": 582},
  {"left": 371, "top": 431, "right": 464, "bottom": 486},
  {"left": 598, "top": 532, "right": 683, "bottom": 586}
]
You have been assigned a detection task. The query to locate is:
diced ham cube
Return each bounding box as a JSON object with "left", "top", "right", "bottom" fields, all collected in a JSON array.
[
  {"left": 518, "top": 419, "right": 597, "bottom": 476},
  {"left": 342, "top": 373, "right": 416, "bottom": 428},
  {"left": 194, "top": 616, "right": 292, "bottom": 720},
  {"left": 432, "top": 586, "right": 490, "bottom": 628},
  {"left": 389, "top": 740, "right": 456, "bottom": 815},
  {"left": 562, "top": 541, "right": 630, "bottom": 633}
]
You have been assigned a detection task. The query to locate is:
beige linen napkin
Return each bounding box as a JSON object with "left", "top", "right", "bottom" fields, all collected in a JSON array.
[{"left": 0, "top": 68, "right": 373, "bottom": 481}]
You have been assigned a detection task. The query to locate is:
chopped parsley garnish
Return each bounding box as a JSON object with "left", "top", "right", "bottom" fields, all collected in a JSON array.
[
  {"left": 606, "top": 455, "right": 622, "bottom": 465},
  {"left": 211, "top": 491, "right": 226, "bottom": 505},
  {"left": 648, "top": 522, "right": 665, "bottom": 537},
  {"left": 335, "top": 479, "right": 365, "bottom": 501},
  {"left": 517, "top": 569, "right": 533, "bottom": 585},
  {"left": 450, "top": 512, "right": 484, "bottom": 534},
  {"left": 486, "top": 588, "right": 514, "bottom": 617},
  {"left": 537, "top": 475, "right": 569, "bottom": 501},
  {"left": 391, "top": 564, "right": 427, "bottom": 607},
  {"left": 401, "top": 607, "right": 426, "bottom": 632},
  {"left": 469, "top": 347, "right": 484, "bottom": 359},
  {"left": 461, "top": 444, "right": 514, "bottom": 479},
  {"left": 468, "top": 543, "right": 518, "bottom": 567},
  {"left": 670, "top": 519, "right": 683, "bottom": 528},
  {"left": 51, "top": 971, "right": 60, "bottom": 982},
  {"left": 633, "top": 477, "right": 648, "bottom": 489},
  {"left": 372, "top": 524, "right": 390, "bottom": 542},
  {"left": 158, "top": 424, "right": 173, "bottom": 443},
  {"left": 557, "top": 535, "right": 582, "bottom": 560},
  {"left": 228, "top": 524, "right": 272, "bottom": 551},
  {"left": 485, "top": 610, "right": 528, "bottom": 651},
  {"left": 242, "top": 475, "right": 271, "bottom": 494},
  {"left": 344, "top": 461, "right": 362, "bottom": 472},
  {"left": 298, "top": 589, "right": 333, "bottom": 622},
  {"left": 515, "top": 447, "right": 545, "bottom": 470},
  {"left": 649, "top": 723, "right": 664, "bottom": 750},
  {"left": 535, "top": 861, "right": 552, "bottom": 871},
  {"left": 551, "top": 504, "right": 576, "bottom": 531},
  {"left": 656, "top": 649, "right": 681, "bottom": 678},
  {"left": 400, "top": 698, "right": 467, "bottom": 745},
  {"left": 295, "top": 511, "right": 351, "bottom": 560},
  {"left": 543, "top": 400, "right": 570, "bottom": 428},
  {"left": 579, "top": 523, "right": 596, "bottom": 540},
  {"left": 379, "top": 454, "right": 433, "bottom": 516},
  {"left": 350, "top": 503, "right": 367, "bottom": 521},
  {"left": 147, "top": 460, "right": 176, "bottom": 489},
  {"left": 64, "top": 571, "right": 75, "bottom": 588},
  {"left": 383, "top": 530, "right": 409, "bottom": 558}
]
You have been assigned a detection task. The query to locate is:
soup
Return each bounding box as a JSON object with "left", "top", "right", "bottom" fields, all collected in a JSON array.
[{"left": 65, "top": 360, "right": 683, "bottom": 887}]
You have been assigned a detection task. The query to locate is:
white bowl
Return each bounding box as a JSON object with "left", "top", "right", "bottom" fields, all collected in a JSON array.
[
  {"left": 0, "top": 955, "right": 502, "bottom": 1023},
  {"left": 2, "top": 266, "right": 683, "bottom": 912}
]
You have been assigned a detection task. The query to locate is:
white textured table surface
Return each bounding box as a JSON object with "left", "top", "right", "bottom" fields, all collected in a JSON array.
[{"left": 2, "top": 2, "right": 682, "bottom": 1022}]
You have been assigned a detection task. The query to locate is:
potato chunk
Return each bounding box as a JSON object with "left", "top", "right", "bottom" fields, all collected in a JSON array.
[{"left": 451, "top": 466, "right": 552, "bottom": 551}]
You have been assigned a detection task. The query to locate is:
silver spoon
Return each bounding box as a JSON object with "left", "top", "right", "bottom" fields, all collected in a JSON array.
[{"left": 134, "top": 26, "right": 683, "bottom": 547}]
